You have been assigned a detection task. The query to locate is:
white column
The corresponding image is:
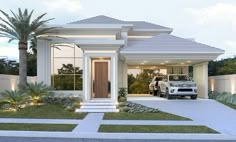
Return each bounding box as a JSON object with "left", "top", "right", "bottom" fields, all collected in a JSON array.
[
  {"left": 193, "top": 62, "right": 208, "bottom": 99},
  {"left": 83, "top": 54, "right": 89, "bottom": 102},
  {"left": 112, "top": 53, "right": 118, "bottom": 102},
  {"left": 37, "top": 40, "right": 51, "bottom": 85},
  {"left": 118, "top": 59, "right": 128, "bottom": 89}
]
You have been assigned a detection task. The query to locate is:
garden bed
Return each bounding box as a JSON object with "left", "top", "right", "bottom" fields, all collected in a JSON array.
[
  {"left": 219, "top": 101, "right": 236, "bottom": 110},
  {"left": 0, "top": 104, "right": 87, "bottom": 119},
  {"left": 99, "top": 125, "right": 218, "bottom": 133},
  {"left": 0, "top": 123, "right": 76, "bottom": 131}
]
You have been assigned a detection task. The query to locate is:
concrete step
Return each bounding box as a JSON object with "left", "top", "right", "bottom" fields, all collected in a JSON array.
[
  {"left": 80, "top": 105, "right": 117, "bottom": 109},
  {"left": 75, "top": 108, "right": 119, "bottom": 113},
  {"left": 80, "top": 102, "right": 118, "bottom": 106}
]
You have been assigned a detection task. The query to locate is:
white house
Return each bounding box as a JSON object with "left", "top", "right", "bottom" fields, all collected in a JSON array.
[{"left": 37, "top": 15, "right": 224, "bottom": 112}]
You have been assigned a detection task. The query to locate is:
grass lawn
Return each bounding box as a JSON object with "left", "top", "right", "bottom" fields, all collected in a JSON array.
[
  {"left": 103, "top": 112, "right": 191, "bottom": 120},
  {"left": 0, "top": 105, "right": 87, "bottom": 119},
  {"left": 0, "top": 123, "right": 76, "bottom": 131},
  {"left": 218, "top": 101, "right": 236, "bottom": 110},
  {"left": 99, "top": 125, "right": 218, "bottom": 133}
]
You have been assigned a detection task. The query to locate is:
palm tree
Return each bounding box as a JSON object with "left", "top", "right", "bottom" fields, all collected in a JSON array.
[{"left": 0, "top": 8, "right": 55, "bottom": 88}]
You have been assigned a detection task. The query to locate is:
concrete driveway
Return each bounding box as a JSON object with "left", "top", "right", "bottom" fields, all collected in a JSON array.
[{"left": 129, "top": 98, "right": 236, "bottom": 136}]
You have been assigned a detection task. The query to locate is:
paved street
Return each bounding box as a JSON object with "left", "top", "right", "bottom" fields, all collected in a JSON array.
[{"left": 0, "top": 137, "right": 235, "bottom": 142}]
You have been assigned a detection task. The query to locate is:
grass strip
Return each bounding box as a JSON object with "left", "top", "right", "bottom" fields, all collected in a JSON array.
[
  {"left": 99, "top": 125, "right": 218, "bottom": 133},
  {"left": 104, "top": 112, "right": 191, "bottom": 120},
  {"left": 0, "top": 123, "right": 77, "bottom": 131},
  {"left": 0, "top": 105, "right": 87, "bottom": 119}
]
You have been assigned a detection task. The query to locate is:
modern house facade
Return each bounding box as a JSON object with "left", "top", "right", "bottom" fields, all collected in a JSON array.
[{"left": 37, "top": 15, "right": 224, "bottom": 112}]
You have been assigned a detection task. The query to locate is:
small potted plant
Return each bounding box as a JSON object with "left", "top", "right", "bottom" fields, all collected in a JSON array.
[{"left": 118, "top": 88, "right": 127, "bottom": 102}]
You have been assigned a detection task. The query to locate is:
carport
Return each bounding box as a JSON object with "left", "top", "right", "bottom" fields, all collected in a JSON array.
[{"left": 119, "top": 34, "right": 224, "bottom": 98}]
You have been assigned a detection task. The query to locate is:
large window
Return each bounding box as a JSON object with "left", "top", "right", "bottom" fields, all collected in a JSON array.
[{"left": 51, "top": 43, "right": 83, "bottom": 90}]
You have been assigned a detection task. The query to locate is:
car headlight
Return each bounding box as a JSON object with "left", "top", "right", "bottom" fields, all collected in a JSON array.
[{"left": 192, "top": 84, "right": 197, "bottom": 87}]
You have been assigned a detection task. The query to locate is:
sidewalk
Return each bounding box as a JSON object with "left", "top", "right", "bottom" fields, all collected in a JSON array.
[{"left": 0, "top": 113, "right": 235, "bottom": 141}]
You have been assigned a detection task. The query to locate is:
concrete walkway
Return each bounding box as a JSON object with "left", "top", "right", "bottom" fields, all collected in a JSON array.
[
  {"left": 0, "top": 118, "right": 82, "bottom": 124},
  {"left": 0, "top": 99, "right": 236, "bottom": 141},
  {"left": 131, "top": 98, "right": 236, "bottom": 136},
  {"left": 73, "top": 113, "right": 104, "bottom": 132}
]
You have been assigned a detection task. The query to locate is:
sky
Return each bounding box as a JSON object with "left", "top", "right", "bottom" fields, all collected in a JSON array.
[{"left": 0, "top": 0, "right": 235, "bottom": 61}]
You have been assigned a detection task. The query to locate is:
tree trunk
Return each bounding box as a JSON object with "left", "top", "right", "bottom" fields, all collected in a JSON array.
[{"left": 18, "top": 41, "right": 27, "bottom": 89}]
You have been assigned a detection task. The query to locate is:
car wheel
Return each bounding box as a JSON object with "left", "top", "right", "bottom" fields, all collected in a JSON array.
[
  {"left": 165, "top": 88, "right": 171, "bottom": 99},
  {"left": 191, "top": 95, "right": 197, "bottom": 100}
]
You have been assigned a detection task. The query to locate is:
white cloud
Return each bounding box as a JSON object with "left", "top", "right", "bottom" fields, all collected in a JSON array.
[
  {"left": 220, "top": 40, "right": 236, "bottom": 58},
  {"left": 225, "top": 40, "right": 236, "bottom": 48},
  {"left": 185, "top": 3, "right": 236, "bottom": 26},
  {"left": 0, "top": 46, "right": 18, "bottom": 60},
  {"left": 42, "top": 0, "right": 82, "bottom": 13}
]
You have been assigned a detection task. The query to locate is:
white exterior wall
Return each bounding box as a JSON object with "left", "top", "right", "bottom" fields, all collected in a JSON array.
[
  {"left": 193, "top": 62, "right": 208, "bottom": 98},
  {"left": 209, "top": 74, "right": 236, "bottom": 94},
  {"left": 0, "top": 74, "right": 36, "bottom": 91},
  {"left": 37, "top": 40, "right": 51, "bottom": 85}
]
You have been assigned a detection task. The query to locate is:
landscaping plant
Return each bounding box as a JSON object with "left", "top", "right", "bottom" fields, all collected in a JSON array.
[
  {"left": 209, "top": 91, "right": 236, "bottom": 105},
  {"left": 118, "top": 88, "right": 127, "bottom": 102},
  {"left": 0, "top": 90, "right": 27, "bottom": 110},
  {"left": 41, "top": 96, "right": 81, "bottom": 111},
  {"left": 24, "top": 82, "right": 52, "bottom": 104}
]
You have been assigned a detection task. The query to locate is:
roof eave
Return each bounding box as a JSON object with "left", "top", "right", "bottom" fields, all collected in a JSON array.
[{"left": 39, "top": 24, "right": 134, "bottom": 30}]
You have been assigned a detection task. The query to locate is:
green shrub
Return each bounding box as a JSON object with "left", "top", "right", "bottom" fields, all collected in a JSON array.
[
  {"left": 118, "top": 97, "right": 127, "bottom": 102},
  {"left": 0, "top": 90, "right": 27, "bottom": 110},
  {"left": 118, "top": 88, "right": 127, "bottom": 99},
  {"left": 209, "top": 91, "right": 220, "bottom": 99},
  {"left": 41, "top": 96, "right": 80, "bottom": 111},
  {"left": 209, "top": 91, "right": 236, "bottom": 106},
  {"left": 119, "top": 102, "right": 126, "bottom": 107},
  {"left": 122, "top": 106, "right": 130, "bottom": 112},
  {"left": 216, "top": 92, "right": 230, "bottom": 101},
  {"left": 24, "top": 82, "right": 53, "bottom": 104}
]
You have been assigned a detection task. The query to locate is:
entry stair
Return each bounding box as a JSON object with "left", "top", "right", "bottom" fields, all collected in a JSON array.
[{"left": 75, "top": 100, "right": 119, "bottom": 112}]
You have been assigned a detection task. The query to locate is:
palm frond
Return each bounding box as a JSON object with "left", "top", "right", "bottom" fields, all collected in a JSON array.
[
  {"left": 0, "top": 24, "right": 18, "bottom": 39},
  {"left": 8, "top": 38, "right": 16, "bottom": 43},
  {"left": 30, "top": 13, "right": 47, "bottom": 28},
  {"left": 9, "top": 10, "right": 18, "bottom": 20},
  {"left": 0, "top": 17, "right": 16, "bottom": 31}
]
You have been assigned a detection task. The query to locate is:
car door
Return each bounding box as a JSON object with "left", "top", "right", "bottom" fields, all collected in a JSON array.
[{"left": 160, "top": 76, "right": 167, "bottom": 92}]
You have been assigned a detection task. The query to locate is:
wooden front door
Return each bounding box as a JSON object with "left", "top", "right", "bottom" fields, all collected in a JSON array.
[{"left": 94, "top": 62, "right": 108, "bottom": 98}]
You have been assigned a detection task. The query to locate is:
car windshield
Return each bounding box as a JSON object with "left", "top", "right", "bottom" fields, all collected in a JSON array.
[{"left": 169, "top": 75, "right": 189, "bottom": 81}]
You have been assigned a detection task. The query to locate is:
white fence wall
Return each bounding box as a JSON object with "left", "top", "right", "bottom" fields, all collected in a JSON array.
[
  {"left": 208, "top": 74, "right": 236, "bottom": 94},
  {"left": 0, "top": 74, "right": 36, "bottom": 91}
]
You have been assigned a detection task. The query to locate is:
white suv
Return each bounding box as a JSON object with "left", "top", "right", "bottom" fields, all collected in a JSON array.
[
  {"left": 150, "top": 74, "right": 198, "bottom": 99},
  {"left": 158, "top": 74, "right": 198, "bottom": 99}
]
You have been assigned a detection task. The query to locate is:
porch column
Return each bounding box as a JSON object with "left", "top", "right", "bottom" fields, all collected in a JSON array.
[
  {"left": 193, "top": 62, "right": 208, "bottom": 99},
  {"left": 37, "top": 40, "right": 51, "bottom": 85},
  {"left": 118, "top": 60, "right": 128, "bottom": 89}
]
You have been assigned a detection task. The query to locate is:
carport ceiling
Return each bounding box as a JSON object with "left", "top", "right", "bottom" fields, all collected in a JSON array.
[{"left": 126, "top": 59, "right": 205, "bottom": 66}]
